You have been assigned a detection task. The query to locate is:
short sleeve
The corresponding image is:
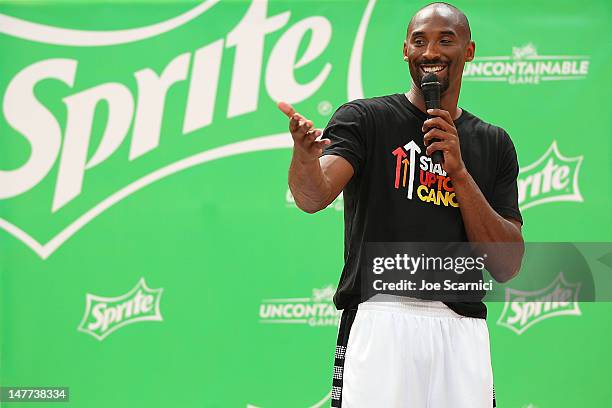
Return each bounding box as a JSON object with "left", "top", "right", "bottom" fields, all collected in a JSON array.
[
  {"left": 491, "top": 129, "right": 523, "bottom": 225},
  {"left": 321, "top": 103, "right": 367, "bottom": 176}
]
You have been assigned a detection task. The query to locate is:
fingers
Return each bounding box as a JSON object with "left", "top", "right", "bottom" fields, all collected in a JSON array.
[
  {"left": 280, "top": 100, "right": 329, "bottom": 158},
  {"left": 422, "top": 117, "right": 457, "bottom": 134},
  {"left": 426, "top": 141, "right": 446, "bottom": 156},
  {"left": 293, "top": 127, "right": 328, "bottom": 155},
  {"left": 277, "top": 101, "right": 295, "bottom": 118},
  {"left": 296, "top": 118, "right": 314, "bottom": 137},
  {"left": 425, "top": 139, "right": 459, "bottom": 156},
  {"left": 427, "top": 108, "right": 454, "bottom": 126},
  {"left": 313, "top": 138, "right": 331, "bottom": 150},
  {"left": 294, "top": 136, "right": 330, "bottom": 158},
  {"left": 288, "top": 113, "right": 300, "bottom": 132},
  {"left": 305, "top": 129, "right": 328, "bottom": 148},
  {"left": 289, "top": 114, "right": 312, "bottom": 134},
  {"left": 279, "top": 101, "right": 317, "bottom": 139},
  {"left": 423, "top": 128, "right": 452, "bottom": 146},
  {"left": 303, "top": 128, "right": 322, "bottom": 142}
]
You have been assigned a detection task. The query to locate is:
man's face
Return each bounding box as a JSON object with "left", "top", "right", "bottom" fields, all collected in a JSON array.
[{"left": 404, "top": 7, "right": 474, "bottom": 94}]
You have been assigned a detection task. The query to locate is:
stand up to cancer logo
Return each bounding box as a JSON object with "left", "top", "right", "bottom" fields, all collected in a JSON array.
[{"left": 391, "top": 141, "right": 458, "bottom": 208}]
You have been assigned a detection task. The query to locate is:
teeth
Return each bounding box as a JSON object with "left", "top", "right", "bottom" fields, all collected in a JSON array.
[{"left": 422, "top": 65, "right": 444, "bottom": 73}]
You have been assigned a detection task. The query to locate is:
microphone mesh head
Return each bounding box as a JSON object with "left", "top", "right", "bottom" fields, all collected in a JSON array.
[
  {"left": 420, "top": 73, "right": 440, "bottom": 110},
  {"left": 421, "top": 72, "right": 439, "bottom": 86}
]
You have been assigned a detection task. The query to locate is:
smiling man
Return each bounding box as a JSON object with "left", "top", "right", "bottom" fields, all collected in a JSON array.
[{"left": 279, "top": 2, "right": 524, "bottom": 407}]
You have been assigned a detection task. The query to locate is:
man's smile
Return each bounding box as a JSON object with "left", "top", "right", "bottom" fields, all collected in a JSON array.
[{"left": 419, "top": 64, "right": 447, "bottom": 75}]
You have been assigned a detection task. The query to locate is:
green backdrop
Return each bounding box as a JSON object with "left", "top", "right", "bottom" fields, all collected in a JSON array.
[{"left": 1, "top": 0, "right": 611, "bottom": 407}]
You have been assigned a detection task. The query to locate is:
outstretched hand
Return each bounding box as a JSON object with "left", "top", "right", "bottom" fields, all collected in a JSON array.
[{"left": 278, "top": 101, "right": 331, "bottom": 163}]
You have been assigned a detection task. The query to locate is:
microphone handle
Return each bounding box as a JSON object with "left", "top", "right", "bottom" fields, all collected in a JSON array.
[
  {"left": 422, "top": 79, "right": 443, "bottom": 165},
  {"left": 425, "top": 112, "right": 444, "bottom": 165}
]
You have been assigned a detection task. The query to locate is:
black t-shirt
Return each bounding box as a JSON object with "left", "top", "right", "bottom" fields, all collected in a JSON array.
[{"left": 321, "top": 93, "right": 523, "bottom": 319}]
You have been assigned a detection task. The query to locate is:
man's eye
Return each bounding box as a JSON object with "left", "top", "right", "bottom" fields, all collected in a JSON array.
[
  {"left": 440, "top": 39, "right": 453, "bottom": 44},
  {"left": 414, "top": 39, "right": 425, "bottom": 46}
]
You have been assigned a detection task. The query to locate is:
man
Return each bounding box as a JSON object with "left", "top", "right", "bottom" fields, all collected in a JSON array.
[{"left": 279, "top": 2, "right": 524, "bottom": 407}]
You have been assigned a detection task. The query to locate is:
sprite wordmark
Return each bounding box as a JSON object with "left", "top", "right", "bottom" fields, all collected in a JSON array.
[
  {"left": 2, "top": 0, "right": 333, "bottom": 211},
  {"left": 0, "top": 0, "right": 377, "bottom": 258},
  {"left": 517, "top": 141, "right": 583, "bottom": 211},
  {"left": 77, "top": 278, "right": 163, "bottom": 341},
  {"left": 497, "top": 272, "right": 581, "bottom": 335}
]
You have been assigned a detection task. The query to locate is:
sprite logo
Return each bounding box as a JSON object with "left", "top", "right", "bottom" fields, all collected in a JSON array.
[
  {"left": 518, "top": 141, "right": 583, "bottom": 211},
  {"left": 259, "top": 284, "right": 341, "bottom": 327},
  {"left": 497, "top": 273, "right": 581, "bottom": 335},
  {"left": 464, "top": 43, "right": 590, "bottom": 84},
  {"left": 78, "top": 278, "right": 163, "bottom": 341},
  {"left": 0, "top": 0, "right": 375, "bottom": 259}
]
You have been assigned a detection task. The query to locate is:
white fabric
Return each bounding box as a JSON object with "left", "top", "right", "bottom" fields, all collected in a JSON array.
[{"left": 341, "top": 295, "right": 493, "bottom": 407}]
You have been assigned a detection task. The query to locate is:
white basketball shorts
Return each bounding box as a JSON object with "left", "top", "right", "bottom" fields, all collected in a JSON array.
[{"left": 331, "top": 295, "right": 495, "bottom": 407}]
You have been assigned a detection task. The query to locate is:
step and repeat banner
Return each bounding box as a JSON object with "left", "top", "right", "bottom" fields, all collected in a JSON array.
[{"left": 1, "top": 0, "right": 610, "bottom": 407}]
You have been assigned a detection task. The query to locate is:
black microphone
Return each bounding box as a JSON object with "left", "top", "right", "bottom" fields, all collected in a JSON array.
[{"left": 420, "top": 73, "right": 443, "bottom": 165}]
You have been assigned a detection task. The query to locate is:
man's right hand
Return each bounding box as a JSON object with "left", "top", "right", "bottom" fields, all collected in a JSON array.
[
  {"left": 280, "top": 100, "right": 353, "bottom": 213},
  {"left": 278, "top": 101, "right": 331, "bottom": 162}
]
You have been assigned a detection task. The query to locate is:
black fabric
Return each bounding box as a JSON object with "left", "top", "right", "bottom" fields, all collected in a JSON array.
[
  {"left": 493, "top": 384, "right": 497, "bottom": 407},
  {"left": 331, "top": 308, "right": 357, "bottom": 407},
  {"left": 322, "top": 94, "right": 523, "bottom": 319}
]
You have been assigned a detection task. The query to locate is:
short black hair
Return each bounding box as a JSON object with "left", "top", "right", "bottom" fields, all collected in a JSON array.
[{"left": 408, "top": 2, "right": 471, "bottom": 41}]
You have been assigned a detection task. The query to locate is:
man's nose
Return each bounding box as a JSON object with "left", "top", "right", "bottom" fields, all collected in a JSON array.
[{"left": 422, "top": 42, "right": 441, "bottom": 61}]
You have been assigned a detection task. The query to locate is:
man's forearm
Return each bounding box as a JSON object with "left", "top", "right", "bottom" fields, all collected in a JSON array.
[
  {"left": 288, "top": 151, "right": 331, "bottom": 214},
  {"left": 452, "top": 169, "right": 525, "bottom": 282}
]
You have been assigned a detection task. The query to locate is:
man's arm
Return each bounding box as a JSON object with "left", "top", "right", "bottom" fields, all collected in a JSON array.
[
  {"left": 423, "top": 108, "right": 524, "bottom": 282},
  {"left": 451, "top": 169, "right": 524, "bottom": 282},
  {"left": 279, "top": 102, "right": 354, "bottom": 214}
]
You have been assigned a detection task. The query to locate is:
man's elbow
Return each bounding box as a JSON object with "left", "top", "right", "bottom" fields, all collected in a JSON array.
[
  {"left": 491, "top": 254, "right": 524, "bottom": 283},
  {"left": 495, "top": 239, "right": 525, "bottom": 282},
  {"left": 293, "top": 191, "right": 334, "bottom": 214},
  {"left": 493, "top": 265, "right": 520, "bottom": 283},
  {"left": 294, "top": 198, "right": 326, "bottom": 214},
  {"left": 297, "top": 203, "right": 322, "bottom": 214}
]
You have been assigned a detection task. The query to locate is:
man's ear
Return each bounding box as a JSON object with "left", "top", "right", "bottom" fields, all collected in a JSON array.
[
  {"left": 466, "top": 40, "right": 476, "bottom": 62},
  {"left": 403, "top": 40, "right": 409, "bottom": 61}
]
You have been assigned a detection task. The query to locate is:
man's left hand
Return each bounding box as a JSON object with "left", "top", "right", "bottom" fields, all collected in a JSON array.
[{"left": 422, "top": 108, "right": 466, "bottom": 178}]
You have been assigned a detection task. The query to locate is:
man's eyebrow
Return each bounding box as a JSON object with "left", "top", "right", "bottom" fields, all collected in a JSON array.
[{"left": 410, "top": 29, "right": 457, "bottom": 37}]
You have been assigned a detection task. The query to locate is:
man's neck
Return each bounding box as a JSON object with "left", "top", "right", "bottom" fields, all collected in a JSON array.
[{"left": 405, "top": 86, "right": 462, "bottom": 120}]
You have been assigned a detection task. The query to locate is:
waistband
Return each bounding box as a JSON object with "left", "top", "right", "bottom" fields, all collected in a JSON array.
[{"left": 358, "top": 294, "right": 463, "bottom": 318}]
